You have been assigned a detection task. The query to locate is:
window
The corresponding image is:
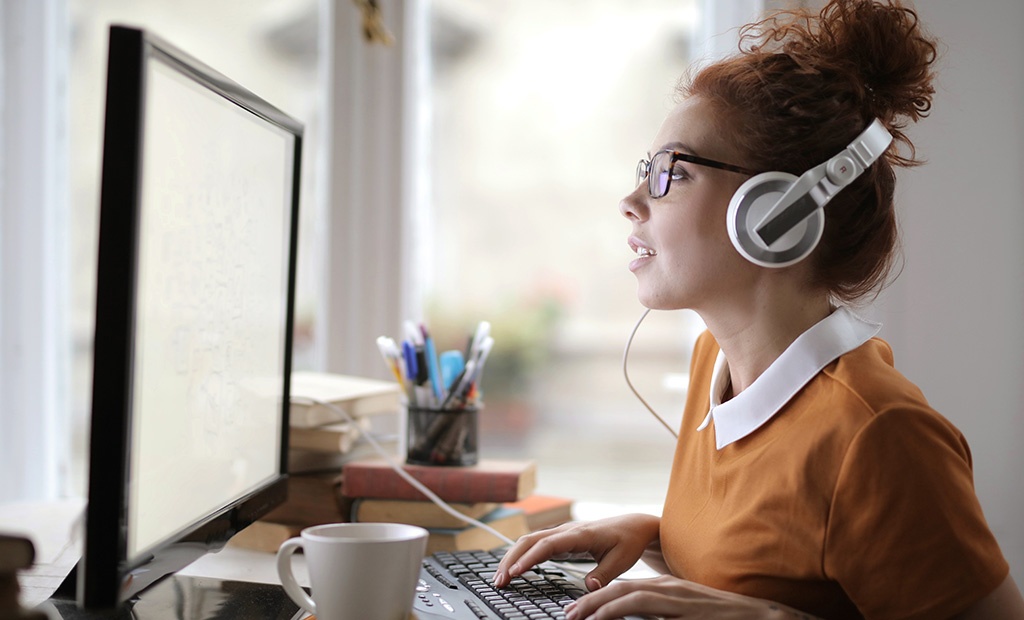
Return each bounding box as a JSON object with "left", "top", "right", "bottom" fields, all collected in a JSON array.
[
  {"left": 419, "top": 0, "right": 720, "bottom": 506},
  {"left": 2, "top": 0, "right": 764, "bottom": 505}
]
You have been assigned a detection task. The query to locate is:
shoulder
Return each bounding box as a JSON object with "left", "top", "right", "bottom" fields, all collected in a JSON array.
[
  {"left": 823, "top": 392, "right": 1006, "bottom": 616},
  {"left": 792, "top": 336, "right": 971, "bottom": 468},
  {"left": 818, "top": 336, "right": 938, "bottom": 423}
]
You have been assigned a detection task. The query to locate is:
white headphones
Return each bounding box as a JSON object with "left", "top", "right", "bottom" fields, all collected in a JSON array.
[{"left": 726, "top": 118, "right": 893, "bottom": 268}]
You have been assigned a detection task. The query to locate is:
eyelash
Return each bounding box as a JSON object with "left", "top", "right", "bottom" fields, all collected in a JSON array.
[{"left": 671, "top": 164, "right": 691, "bottom": 181}]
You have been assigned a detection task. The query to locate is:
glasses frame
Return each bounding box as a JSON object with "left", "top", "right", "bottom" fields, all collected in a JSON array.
[{"left": 637, "top": 150, "right": 756, "bottom": 199}]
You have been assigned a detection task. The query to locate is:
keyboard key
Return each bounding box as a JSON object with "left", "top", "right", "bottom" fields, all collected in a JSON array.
[{"left": 427, "top": 549, "right": 586, "bottom": 620}]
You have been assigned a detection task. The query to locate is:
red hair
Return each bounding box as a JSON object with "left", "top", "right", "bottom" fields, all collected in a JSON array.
[{"left": 682, "top": 0, "right": 938, "bottom": 303}]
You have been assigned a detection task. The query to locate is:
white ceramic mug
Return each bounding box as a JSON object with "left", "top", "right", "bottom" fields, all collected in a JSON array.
[{"left": 276, "top": 522, "right": 429, "bottom": 620}]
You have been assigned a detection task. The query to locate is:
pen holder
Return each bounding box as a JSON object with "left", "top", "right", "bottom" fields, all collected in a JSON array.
[{"left": 406, "top": 405, "right": 479, "bottom": 466}]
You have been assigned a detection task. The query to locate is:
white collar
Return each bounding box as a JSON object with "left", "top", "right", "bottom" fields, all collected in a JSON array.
[{"left": 696, "top": 306, "right": 881, "bottom": 450}]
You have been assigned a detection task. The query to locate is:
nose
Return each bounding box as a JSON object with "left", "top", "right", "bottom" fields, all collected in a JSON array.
[{"left": 619, "top": 184, "right": 648, "bottom": 222}]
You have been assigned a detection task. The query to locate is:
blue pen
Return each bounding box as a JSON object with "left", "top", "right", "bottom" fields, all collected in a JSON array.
[
  {"left": 402, "top": 341, "right": 418, "bottom": 384},
  {"left": 402, "top": 340, "right": 430, "bottom": 406},
  {"left": 423, "top": 336, "right": 443, "bottom": 406}
]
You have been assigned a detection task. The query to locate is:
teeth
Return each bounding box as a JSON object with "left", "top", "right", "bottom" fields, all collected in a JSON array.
[{"left": 637, "top": 247, "right": 655, "bottom": 258}]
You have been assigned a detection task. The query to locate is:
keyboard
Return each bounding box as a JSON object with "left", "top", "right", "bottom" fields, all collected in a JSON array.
[{"left": 413, "top": 549, "right": 647, "bottom": 620}]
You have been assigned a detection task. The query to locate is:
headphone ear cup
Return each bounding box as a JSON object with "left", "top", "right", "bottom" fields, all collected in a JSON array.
[{"left": 727, "top": 171, "right": 825, "bottom": 268}]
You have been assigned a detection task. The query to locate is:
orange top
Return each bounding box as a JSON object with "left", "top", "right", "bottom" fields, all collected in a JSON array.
[{"left": 661, "top": 330, "right": 1009, "bottom": 620}]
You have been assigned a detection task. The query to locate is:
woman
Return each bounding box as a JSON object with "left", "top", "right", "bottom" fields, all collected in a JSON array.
[{"left": 494, "top": 1, "right": 1024, "bottom": 618}]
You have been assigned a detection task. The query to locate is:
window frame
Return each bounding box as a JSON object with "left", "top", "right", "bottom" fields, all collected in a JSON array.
[
  {"left": 0, "top": 0, "right": 70, "bottom": 502},
  {"left": 318, "top": 0, "right": 427, "bottom": 378}
]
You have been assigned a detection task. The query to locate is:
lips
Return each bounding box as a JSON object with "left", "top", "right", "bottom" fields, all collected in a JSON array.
[{"left": 628, "top": 236, "right": 656, "bottom": 272}]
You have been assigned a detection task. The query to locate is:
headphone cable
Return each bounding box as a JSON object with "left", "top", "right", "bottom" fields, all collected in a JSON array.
[{"left": 622, "top": 308, "right": 679, "bottom": 439}]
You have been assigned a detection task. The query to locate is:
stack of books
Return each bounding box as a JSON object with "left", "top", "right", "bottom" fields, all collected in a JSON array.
[
  {"left": 1, "top": 534, "right": 45, "bottom": 619},
  {"left": 229, "top": 372, "right": 402, "bottom": 552},
  {"left": 228, "top": 372, "right": 576, "bottom": 554},
  {"left": 342, "top": 458, "right": 574, "bottom": 554}
]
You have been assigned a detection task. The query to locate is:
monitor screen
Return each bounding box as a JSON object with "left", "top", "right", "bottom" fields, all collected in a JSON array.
[{"left": 72, "top": 25, "right": 302, "bottom": 610}]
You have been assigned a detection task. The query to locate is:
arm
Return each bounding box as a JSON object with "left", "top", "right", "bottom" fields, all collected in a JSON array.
[
  {"left": 953, "top": 574, "right": 1024, "bottom": 619},
  {"left": 641, "top": 537, "right": 671, "bottom": 575}
]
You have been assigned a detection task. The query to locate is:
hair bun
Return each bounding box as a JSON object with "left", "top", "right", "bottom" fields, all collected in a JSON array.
[{"left": 741, "top": 0, "right": 938, "bottom": 167}]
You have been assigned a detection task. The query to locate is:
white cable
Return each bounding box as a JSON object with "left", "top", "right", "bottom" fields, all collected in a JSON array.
[
  {"left": 292, "top": 396, "right": 517, "bottom": 546},
  {"left": 622, "top": 308, "right": 678, "bottom": 439},
  {"left": 290, "top": 396, "right": 589, "bottom": 579}
]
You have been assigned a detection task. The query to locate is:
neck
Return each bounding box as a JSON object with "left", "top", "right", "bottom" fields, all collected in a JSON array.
[{"left": 700, "top": 286, "right": 832, "bottom": 396}]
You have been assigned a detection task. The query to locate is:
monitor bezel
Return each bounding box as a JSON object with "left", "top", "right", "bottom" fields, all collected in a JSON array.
[{"left": 77, "top": 25, "right": 302, "bottom": 610}]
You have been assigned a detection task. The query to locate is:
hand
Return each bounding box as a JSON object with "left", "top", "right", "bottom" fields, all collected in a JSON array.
[
  {"left": 493, "top": 513, "right": 660, "bottom": 591},
  {"left": 563, "top": 575, "right": 821, "bottom": 620}
]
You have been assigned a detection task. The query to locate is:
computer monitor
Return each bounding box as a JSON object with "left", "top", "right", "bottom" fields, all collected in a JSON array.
[{"left": 64, "top": 25, "right": 302, "bottom": 611}]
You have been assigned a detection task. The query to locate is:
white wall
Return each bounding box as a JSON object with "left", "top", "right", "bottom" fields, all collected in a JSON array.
[{"left": 873, "top": 1, "right": 1024, "bottom": 582}]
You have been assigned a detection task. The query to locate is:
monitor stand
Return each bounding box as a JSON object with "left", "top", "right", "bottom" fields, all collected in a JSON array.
[{"left": 40, "top": 573, "right": 303, "bottom": 620}]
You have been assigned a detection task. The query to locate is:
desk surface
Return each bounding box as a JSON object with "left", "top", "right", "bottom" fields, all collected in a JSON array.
[
  {"left": 1, "top": 499, "right": 310, "bottom": 615},
  {"left": 3, "top": 499, "right": 659, "bottom": 618}
]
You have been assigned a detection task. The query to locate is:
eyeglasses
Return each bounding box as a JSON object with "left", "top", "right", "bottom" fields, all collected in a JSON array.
[{"left": 636, "top": 150, "right": 755, "bottom": 199}]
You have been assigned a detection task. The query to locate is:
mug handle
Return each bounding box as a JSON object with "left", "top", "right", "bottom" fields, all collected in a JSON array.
[{"left": 276, "top": 537, "right": 317, "bottom": 615}]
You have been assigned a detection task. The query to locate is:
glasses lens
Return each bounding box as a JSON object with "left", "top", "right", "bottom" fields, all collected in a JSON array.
[
  {"left": 650, "top": 152, "right": 671, "bottom": 198},
  {"left": 636, "top": 159, "right": 648, "bottom": 189}
]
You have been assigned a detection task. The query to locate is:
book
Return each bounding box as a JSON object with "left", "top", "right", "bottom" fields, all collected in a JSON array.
[
  {"left": 341, "top": 458, "right": 537, "bottom": 504},
  {"left": 505, "top": 495, "right": 574, "bottom": 532},
  {"left": 0, "top": 534, "right": 34, "bottom": 572},
  {"left": 287, "top": 433, "right": 401, "bottom": 475},
  {"left": 228, "top": 521, "right": 303, "bottom": 553},
  {"left": 289, "top": 372, "right": 401, "bottom": 428},
  {"left": 260, "top": 471, "right": 351, "bottom": 527},
  {"left": 1, "top": 534, "right": 38, "bottom": 617},
  {"left": 349, "top": 498, "right": 499, "bottom": 529},
  {"left": 289, "top": 420, "right": 367, "bottom": 454},
  {"left": 424, "top": 506, "right": 530, "bottom": 554},
  {"left": 287, "top": 447, "right": 351, "bottom": 475}
]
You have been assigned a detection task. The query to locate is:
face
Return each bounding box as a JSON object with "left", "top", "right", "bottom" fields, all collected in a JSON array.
[{"left": 620, "top": 96, "right": 756, "bottom": 312}]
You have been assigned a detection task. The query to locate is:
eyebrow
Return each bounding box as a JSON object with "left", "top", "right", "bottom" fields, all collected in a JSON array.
[{"left": 647, "top": 141, "right": 698, "bottom": 159}]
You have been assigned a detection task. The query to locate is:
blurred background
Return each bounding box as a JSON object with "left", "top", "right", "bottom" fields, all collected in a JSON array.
[
  {"left": 1, "top": 0, "right": 1021, "bottom": 581},
  {"left": 47, "top": 0, "right": 714, "bottom": 509}
]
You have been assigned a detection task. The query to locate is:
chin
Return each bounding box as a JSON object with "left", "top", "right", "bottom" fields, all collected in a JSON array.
[{"left": 635, "top": 287, "right": 687, "bottom": 311}]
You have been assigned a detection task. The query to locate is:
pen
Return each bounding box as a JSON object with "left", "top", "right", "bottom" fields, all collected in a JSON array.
[
  {"left": 468, "top": 321, "right": 491, "bottom": 361},
  {"left": 402, "top": 339, "right": 419, "bottom": 388},
  {"left": 423, "top": 335, "right": 443, "bottom": 406},
  {"left": 443, "top": 359, "right": 476, "bottom": 409},
  {"left": 439, "top": 366, "right": 467, "bottom": 409},
  {"left": 382, "top": 319, "right": 493, "bottom": 411},
  {"left": 463, "top": 336, "right": 493, "bottom": 397},
  {"left": 376, "top": 336, "right": 404, "bottom": 385},
  {"left": 472, "top": 336, "right": 494, "bottom": 372},
  {"left": 404, "top": 320, "right": 421, "bottom": 343}
]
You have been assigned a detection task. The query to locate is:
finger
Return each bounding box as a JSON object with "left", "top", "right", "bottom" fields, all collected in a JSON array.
[
  {"left": 567, "top": 585, "right": 680, "bottom": 620},
  {"left": 584, "top": 542, "right": 651, "bottom": 592},
  {"left": 493, "top": 526, "right": 569, "bottom": 586},
  {"left": 494, "top": 525, "right": 595, "bottom": 587},
  {"left": 564, "top": 581, "right": 633, "bottom": 620}
]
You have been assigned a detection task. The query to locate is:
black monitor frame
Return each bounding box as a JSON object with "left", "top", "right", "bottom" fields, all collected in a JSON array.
[{"left": 71, "top": 25, "right": 302, "bottom": 611}]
